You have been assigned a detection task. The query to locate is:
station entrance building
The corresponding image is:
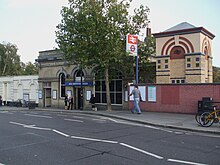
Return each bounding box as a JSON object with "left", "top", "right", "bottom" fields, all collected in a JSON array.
[{"left": 36, "top": 50, "right": 127, "bottom": 110}]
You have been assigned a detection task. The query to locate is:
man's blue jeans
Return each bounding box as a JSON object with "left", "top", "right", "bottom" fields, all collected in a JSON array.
[{"left": 132, "top": 98, "right": 141, "bottom": 113}]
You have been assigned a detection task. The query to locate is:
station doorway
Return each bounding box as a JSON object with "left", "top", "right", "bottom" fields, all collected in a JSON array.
[{"left": 73, "top": 87, "right": 84, "bottom": 110}]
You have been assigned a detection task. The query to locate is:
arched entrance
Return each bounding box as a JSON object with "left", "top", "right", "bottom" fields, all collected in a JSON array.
[{"left": 73, "top": 69, "right": 85, "bottom": 110}]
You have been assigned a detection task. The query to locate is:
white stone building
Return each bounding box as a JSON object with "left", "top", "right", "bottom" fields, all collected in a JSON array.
[{"left": 0, "top": 75, "right": 39, "bottom": 105}]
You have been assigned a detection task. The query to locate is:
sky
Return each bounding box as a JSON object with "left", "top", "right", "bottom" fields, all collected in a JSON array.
[{"left": 0, "top": 0, "right": 220, "bottom": 66}]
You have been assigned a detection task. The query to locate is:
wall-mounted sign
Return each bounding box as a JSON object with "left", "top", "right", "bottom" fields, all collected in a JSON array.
[
  {"left": 52, "top": 90, "right": 57, "bottom": 99},
  {"left": 148, "top": 86, "right": 156, "bottom": 102},
  {"left": 38, "top": 90, "right": 42, "bottom": 99},
  {"left": 65, "top": 82, "right": 93, "bottom": 86}
]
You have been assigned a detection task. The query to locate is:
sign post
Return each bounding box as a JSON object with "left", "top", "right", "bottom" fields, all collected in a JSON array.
[{"left": 126, "top": 34, "right": 138, "bottom": 84}]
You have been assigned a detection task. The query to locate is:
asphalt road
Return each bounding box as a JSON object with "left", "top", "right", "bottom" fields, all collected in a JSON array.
[{"left": 0, "top": 110, "right": 219, "bottom": 165}]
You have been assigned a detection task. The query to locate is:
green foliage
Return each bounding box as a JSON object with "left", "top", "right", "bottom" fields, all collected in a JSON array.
[
  {"left": 0, "top": 43, "right": 22, "bottom": 76},
  {"left": 213, "top": 66, "right": 220, "bottom": 82},
  {"left": 56, "top": 0, "right": 150, "bottom": 110},
  {"left": 138, "top": 35, "right": 156, "bottom": 83},
  {"left": 0, "top": 42, "right": 38, "bottom": 76},
  {"left": 56, "top": 0, "right": 150, "bottom": 69},
  {"left": 23, "top": 62, "right": 39, "bottom": 75}
]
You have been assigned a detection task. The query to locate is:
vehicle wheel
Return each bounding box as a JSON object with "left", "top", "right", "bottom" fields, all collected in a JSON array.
[
  {"left": 195, "top": 112, "right": 202, "bottom": 124},
  {"left": 199, "top": 112, "right": 214, "bottom": 127}
]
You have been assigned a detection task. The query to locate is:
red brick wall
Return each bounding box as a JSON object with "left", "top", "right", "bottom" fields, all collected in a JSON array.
[{"left": 129, "top": 84, "right": 220, "bottom": 114}]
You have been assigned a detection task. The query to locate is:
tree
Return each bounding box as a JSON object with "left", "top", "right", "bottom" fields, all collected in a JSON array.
[
  {"left": 138, "top": 34, "right": 156, "bottom": 83},
  {"left": 56, "top": 0, "right": 150, "bottom": 111},
  {"left": 0, "top": 43, "right": 6, "bottom": 76},
  {"left": 23, "top": 62, "right": 39, "bottom": 75},
  {"left": 0, "top": 42, "right": 23, "bottom": 76},
  {"left": 0, "top": 42, "right": 38, "bottom": 76},
  {"left": 213, "top": 66, "right": 220, "bottom": 82}
]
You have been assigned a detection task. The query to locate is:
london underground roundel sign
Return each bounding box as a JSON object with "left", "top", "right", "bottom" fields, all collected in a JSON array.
[{"left": 126, "top": 34, "right": 138, "bottom": 56}]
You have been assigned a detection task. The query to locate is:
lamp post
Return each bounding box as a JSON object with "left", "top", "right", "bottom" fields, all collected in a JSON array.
[{"left": 80, "top": 64, "right": 83, "bottom": 110}]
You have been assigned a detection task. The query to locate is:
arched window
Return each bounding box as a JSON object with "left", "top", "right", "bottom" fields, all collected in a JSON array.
[
  {"left": 74, "top": 69, "right": 85, "bottom": 82},
  {"left": 170, "top": 46, "right": 185, "bottom": 60},
  {"left": 59, "top": 73, "right": 66, "bottom": 97},
  {"left": 204, "top": 46, "right": 208, "bottom": 60},
  {"left": 95, "top": 69, "right": 122, "bottom": 104}
]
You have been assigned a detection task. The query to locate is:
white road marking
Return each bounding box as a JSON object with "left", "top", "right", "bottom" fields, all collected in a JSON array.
[
  {"left": 71, "top": 135, "right": 118, "bottom": 144},
  {"left": 10, "top": 121, "right": 34, "bottom": 127},
  {"left": 57, "top": 114, "right": 68, "bottom": 117},
  {"left": 72, "top": 116, "right": 84, "bottom": 119},
  {"left": 9, "top": 120, "right": 209, "bottom": 164},
  {"left": 0, "top": 111, "right": 13, "bottom": 114},
  {"left": 174, "top": 131, "right": 184, "bottom": 134},
  {"left": 161, "top": 129, "right": 173, "bottom": 133},
  {"left": 24, "top": 125, "right": 51, "bottom": 131},
  {"left": 24, "top": 114, "right": 52, "bottom": 119},
  {"left": 92, "top": 119, "right": 106, "bottom": 122},
  {"left": 100, "top": 117, "right": 119, "bottom": 123},
  {"left": 167, "top": 159, "right": 208, "bottom": 165},
  {"left": 64, "top": 118, "right": 83, "bottom": 123},
  {"left": 52, "top": 129, "right": 70, "bottom": 137},
  {"left": 10, "top": 121, "right": 51, "bottom": 130},
  {"left": 120, "top": 143, "right": 164, "bottom": 160}
]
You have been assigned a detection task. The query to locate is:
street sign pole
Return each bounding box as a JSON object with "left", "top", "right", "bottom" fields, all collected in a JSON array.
[
  {"left": 136, "top": 49, "right": 138, "bottom": 85},
  {"left": 126, "top": 34, "right": 138, "bottom": 85}
]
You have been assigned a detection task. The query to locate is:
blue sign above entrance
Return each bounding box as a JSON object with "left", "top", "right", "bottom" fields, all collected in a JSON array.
[{"left": 65, "top": 82, "right": 93, "bottom": 86}]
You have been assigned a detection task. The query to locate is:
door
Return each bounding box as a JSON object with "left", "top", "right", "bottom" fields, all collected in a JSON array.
[
  {"left": 44, "top": 88, "right": 51, "bottom": 107},
  {"left": 74, "top": 88, "right": 83, "bottom": 109}
]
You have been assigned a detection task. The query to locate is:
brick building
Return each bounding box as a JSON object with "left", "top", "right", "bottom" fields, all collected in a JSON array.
[{"left": 153, "top": 22, "right": 215, "bottom": 84}]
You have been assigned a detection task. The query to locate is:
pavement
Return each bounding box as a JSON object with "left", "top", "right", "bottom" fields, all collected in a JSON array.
[{"left": 0, "top": 106, "right": 220, "bottom": 135}]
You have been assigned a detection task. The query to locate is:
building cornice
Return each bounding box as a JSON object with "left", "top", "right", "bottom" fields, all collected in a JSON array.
[{"left": 153, "top": 27, "right": 215, "bottom": 39}]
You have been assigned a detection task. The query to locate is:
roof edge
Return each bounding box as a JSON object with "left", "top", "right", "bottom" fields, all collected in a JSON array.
[{"left": 153, "top": 27, "right": 215, "bottom": 39}]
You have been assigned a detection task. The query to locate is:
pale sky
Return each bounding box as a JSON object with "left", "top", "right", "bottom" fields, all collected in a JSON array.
[{"left": 1, "top": 0, "right": 220, "bottom": 66}]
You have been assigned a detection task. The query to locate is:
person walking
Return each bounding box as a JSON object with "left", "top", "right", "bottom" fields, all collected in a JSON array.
[
  {"left": 128, "top": 84, "right": 142, "bottom": 114},
  {"left": 64, "top": 94, "right": 68, "bottom": 110},
  {"left": 68, "top": 96, "right": 74, "bottom": 110},
  {"left": 89, "top": 94, "right": 97, "bottom": 111},
  {"left": 0, "top": 95, "right": 2, "bottom": 106}
]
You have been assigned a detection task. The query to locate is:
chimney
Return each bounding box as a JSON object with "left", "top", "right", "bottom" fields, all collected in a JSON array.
[{"left": 146, "top": 27, "right": 151, "bottom": 37}]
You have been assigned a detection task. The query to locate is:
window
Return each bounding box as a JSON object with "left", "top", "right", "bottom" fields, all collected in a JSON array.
[
  {"left": 165, "top": 59, "right": 168, "bottom": 63},
  {"left": 170, "top": 46, "right": 185, "bottom": 59},
  {"left": 165, "top": 65, "right": 168, "bottom": 69},
  {"left": 59, "top": 73, "right": 66, "bottom": 97},
  {"left": 43, "top": 82, "right": 51, "bottom": 87},
  {"left": 187, "top": 58, "right": 191, "bottom": 62},
  {"left": 172, "top": 79, "right": 185, "bottom": 84},
  {"left": 196, "top": 63, "right": 200, "bottom": 67},
  {"left": 158, "top": 65, "right": 161, "bottom": 69},
  {"left": 158, "top": 60, "right": 161, "bottom": 64},
  {"left": 95, "top": 69, "right": 122, "bottom": 104},
  {"left": 75, "top": 69, "right": 85, "bottom": 82},
  {"left": 196, "top": 57, "right": 200, "bottom": 61},
  {"left": 187, "top": 63, "right": 191, "bottom": 68}
]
